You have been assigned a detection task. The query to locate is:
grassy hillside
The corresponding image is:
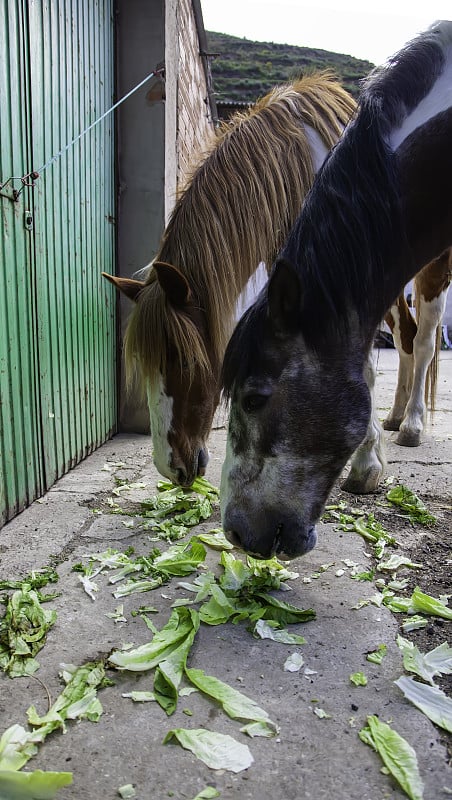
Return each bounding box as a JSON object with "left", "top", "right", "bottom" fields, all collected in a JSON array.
[{"left": 206, "top": 31, "right": 374, "bottom": 104}]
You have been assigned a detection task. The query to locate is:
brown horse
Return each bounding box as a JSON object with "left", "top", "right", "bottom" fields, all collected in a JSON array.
[{"left": 104, "top": 73, "right": 355, "bottom": 485}]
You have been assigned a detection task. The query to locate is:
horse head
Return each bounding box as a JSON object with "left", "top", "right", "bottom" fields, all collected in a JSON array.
[
  {"left": 220, "top": 260, "right": 371, "bottom": 559},
  {"left": 103, "top": 263, "right": 219, "bottom": 487}
]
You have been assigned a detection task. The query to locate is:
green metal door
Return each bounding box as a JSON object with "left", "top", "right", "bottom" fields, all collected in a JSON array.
[{"left": 0, "top": 0, "right": 117, "bottom": 526}]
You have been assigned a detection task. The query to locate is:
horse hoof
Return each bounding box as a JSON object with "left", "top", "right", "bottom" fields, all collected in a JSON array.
[
  {"left": 383, "top": 417, "right": 401, "bottom": 431},
  {"left": 396, "top": 429, "right": 421, "bottom": 447},
  {"left": 341, "top": 466, "right": 382, "bottom": 494}
]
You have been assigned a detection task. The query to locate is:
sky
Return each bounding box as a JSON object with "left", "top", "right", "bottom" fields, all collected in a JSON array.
[{"left": 200, "top": 0, "right": 452, "bottom": 66}]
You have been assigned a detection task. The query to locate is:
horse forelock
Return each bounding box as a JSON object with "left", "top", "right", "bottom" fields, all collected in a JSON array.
[{"left": 124, "top": 281, "right": 210, "bottom": 393}]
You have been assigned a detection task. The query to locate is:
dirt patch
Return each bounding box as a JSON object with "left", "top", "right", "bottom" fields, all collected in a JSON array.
[{"left": 328, "top": 481, "right": 452, "bottom": 763}]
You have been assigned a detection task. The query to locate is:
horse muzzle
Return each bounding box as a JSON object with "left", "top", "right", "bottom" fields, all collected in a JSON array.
[
  {"left": 170, "top": 445, "right": 210, "bottom": 487},
  {"left": 222, "top": 504, "right": 317, "bottom": 560}
]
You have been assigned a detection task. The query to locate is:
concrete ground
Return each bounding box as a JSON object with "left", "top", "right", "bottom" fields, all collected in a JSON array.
[{"left": 0, "top": 349, "right": 451, "bottom": 800}]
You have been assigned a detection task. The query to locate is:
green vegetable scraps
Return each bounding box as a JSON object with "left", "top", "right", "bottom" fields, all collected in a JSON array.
[
  {"left": 386, "top": 485, "right": 436, "bottom": 525},
  {"left": 103, "top": 477, "right": 220, "bottom": 541},
  {"left": 323, "top": 504, "right": 395, "bottom": 558},
  {"left": 0, "top": 568, "right": 59, "bottom": 593},
  {"left": 74, "top": 537, "right": 207, "bottom": 600},
  {"left": 118, "top": 784, "right": 136, "bottom": 799},
  {"left": 197, "top": 551, "right": 314, "bottom": 628},
  {"left": 359, "top": 715, "right": 424, "bottom": 800},
  {"left": 350, "top": 672, "right": 368, "bottom": 686},
  {"left": 0, "top": 580, "right": 58, "bottom": 678},
  {"left": 366, "top": 644, "right": 387, "bottom": 665},
  {"left": 109, "top": 552, "right": 313, "bottom": 716},
  {"left": 0, "top": 660, "right": 108, "bottom": 797}
]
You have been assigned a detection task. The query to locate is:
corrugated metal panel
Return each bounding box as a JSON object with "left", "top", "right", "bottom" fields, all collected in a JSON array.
[
  {"left": 0, "top": 0, "right": 44, "bottom": 526},
  {"left": 28, "top": 0, "right": 117, "bottom": 485},
  {"left": 0, "top": 0, "right": 116, "bottom": 525}
]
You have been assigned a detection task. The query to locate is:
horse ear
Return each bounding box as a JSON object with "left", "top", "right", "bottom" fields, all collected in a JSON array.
[
  {"left": 153, "top": 261, "right": 192, "bottom": 307},
  {"left": 267, "top": 258, "right": 302, "bottom": 335},
  {"left": 102, "top": 272, "right": 145, "bottom": 303}
]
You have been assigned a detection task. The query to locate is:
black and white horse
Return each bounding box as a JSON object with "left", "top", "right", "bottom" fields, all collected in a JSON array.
[{"left": 220, "top": 21, "right": 452, "bottom": 559}]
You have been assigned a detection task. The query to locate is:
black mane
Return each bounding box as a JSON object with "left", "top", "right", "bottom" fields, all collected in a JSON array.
[{"left": 222, "top": 23, "right": 447, "bottom": 397}]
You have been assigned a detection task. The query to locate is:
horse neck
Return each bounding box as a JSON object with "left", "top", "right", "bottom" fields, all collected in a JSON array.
[{"left": 397, "top": 109, "right": 452, "bottom": 285}]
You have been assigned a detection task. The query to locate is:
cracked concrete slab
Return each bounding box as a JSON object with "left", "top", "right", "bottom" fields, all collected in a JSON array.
[{"left": 0, "top": 349, "right": 450, "bottom": 800}]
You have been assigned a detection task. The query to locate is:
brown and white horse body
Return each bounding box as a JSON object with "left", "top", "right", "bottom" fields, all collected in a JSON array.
[{"left": 384, "top": 248, "right": 451, "bottom": 445}]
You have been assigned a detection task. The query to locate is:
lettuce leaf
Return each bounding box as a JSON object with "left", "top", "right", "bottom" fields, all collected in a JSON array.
[
  {"left": 394, "top": 676, "right": 452, "bottom": 733},
  {"left": 109, "top": 607, "right": 199, "bottom": 672},
  {"left": 397, "top": 637, "right": 452, "bottom": 684},
  {"left": 0, "top": 586, "right": 57, "bottom": 677},
  {"left": 386, "top": 485, "right": 436, "bottom": 525},
  {"left": 359, "top": 715, "right": 423, "bottom": 800},
  {"left": 409, "top": 587, "right": 452, "bottom": 620},
  {"left": 163, "top": 728, "right": 253, "bottom": 772},
  {"left": 185, "top": 668, "right": 278, "bottom": 735},
  {"left": 0, "top": 769, "right": 72, "bottom": 799}
]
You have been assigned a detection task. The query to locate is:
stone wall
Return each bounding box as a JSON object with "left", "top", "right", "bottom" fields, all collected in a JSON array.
[{"left": 176, "top": 0, "right": 217, "bottom": 185}]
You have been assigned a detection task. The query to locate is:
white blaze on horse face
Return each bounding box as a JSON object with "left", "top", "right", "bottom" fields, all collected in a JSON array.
[
  {"left": 389, "top": 46, "right": 452, "bottom": 150},
  {"left": 220, "top": 416, "right": 297, "bottom": 528},
  {"left": 146, "top": 375, "right": 176, "bottom": 482}
]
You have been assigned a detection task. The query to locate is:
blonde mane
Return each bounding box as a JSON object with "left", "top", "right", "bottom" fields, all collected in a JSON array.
[{"left": 125, "top": 72, "right": 356, "bottom": 384}]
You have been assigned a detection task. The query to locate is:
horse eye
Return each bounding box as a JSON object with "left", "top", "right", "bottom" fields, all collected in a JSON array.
[{"left": 242, "top": 393, "right": 269, "bottom": 413}]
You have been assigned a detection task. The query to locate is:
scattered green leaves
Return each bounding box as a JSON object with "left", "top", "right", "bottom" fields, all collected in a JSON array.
[
  {"left": 26, "top": 661, "right": 109, "bottom": 733},
  {"left": 0, "top": 660, "right": 108, "bottom": 798},
  {"left": 0, "top": 585, "right": 57, "bottom": 677},
  {"left": 408, "top": 587, "right": 452, "bottom": 620},
  {"left": 253, "top": 619, "right": 306, "bottom": 645},
  {"left": 323, "top": 505, "right": 395, "bottom": 558},
  {"left": 377, "top": 555, "right": 422, "bottom": 572},
  {"left": 117, "top": 784, "right": 136, "bottom": 798},
  {"left": 386, "top": 485, "right": 436, "bottom": 526},
  {"left": 75, "top": 537, "right": 207, "bottom": 600},
  {"left": 284, "top": 652, "right": 304, "bottom": 672},
  {"left": 0, "top": 569, "right": 59, "bottom": 594}
]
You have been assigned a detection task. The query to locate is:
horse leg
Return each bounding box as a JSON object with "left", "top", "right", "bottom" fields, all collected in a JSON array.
[
  {"left": 396, "top": 254, "right": 451, "bottom": 446},
  {"left": 383, "top": 294, "right": 417, "bottom": 431},
  {"left": 342, "top": 350, "right": 386, "bottom": 493}
]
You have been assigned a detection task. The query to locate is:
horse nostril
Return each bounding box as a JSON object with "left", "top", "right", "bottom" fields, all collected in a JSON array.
[
  {"left": 197, "top": 448, "right": 209, "bottom": 475},
  {"left": 176, "top": 468, "right": 189, "bottom": 486}
]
